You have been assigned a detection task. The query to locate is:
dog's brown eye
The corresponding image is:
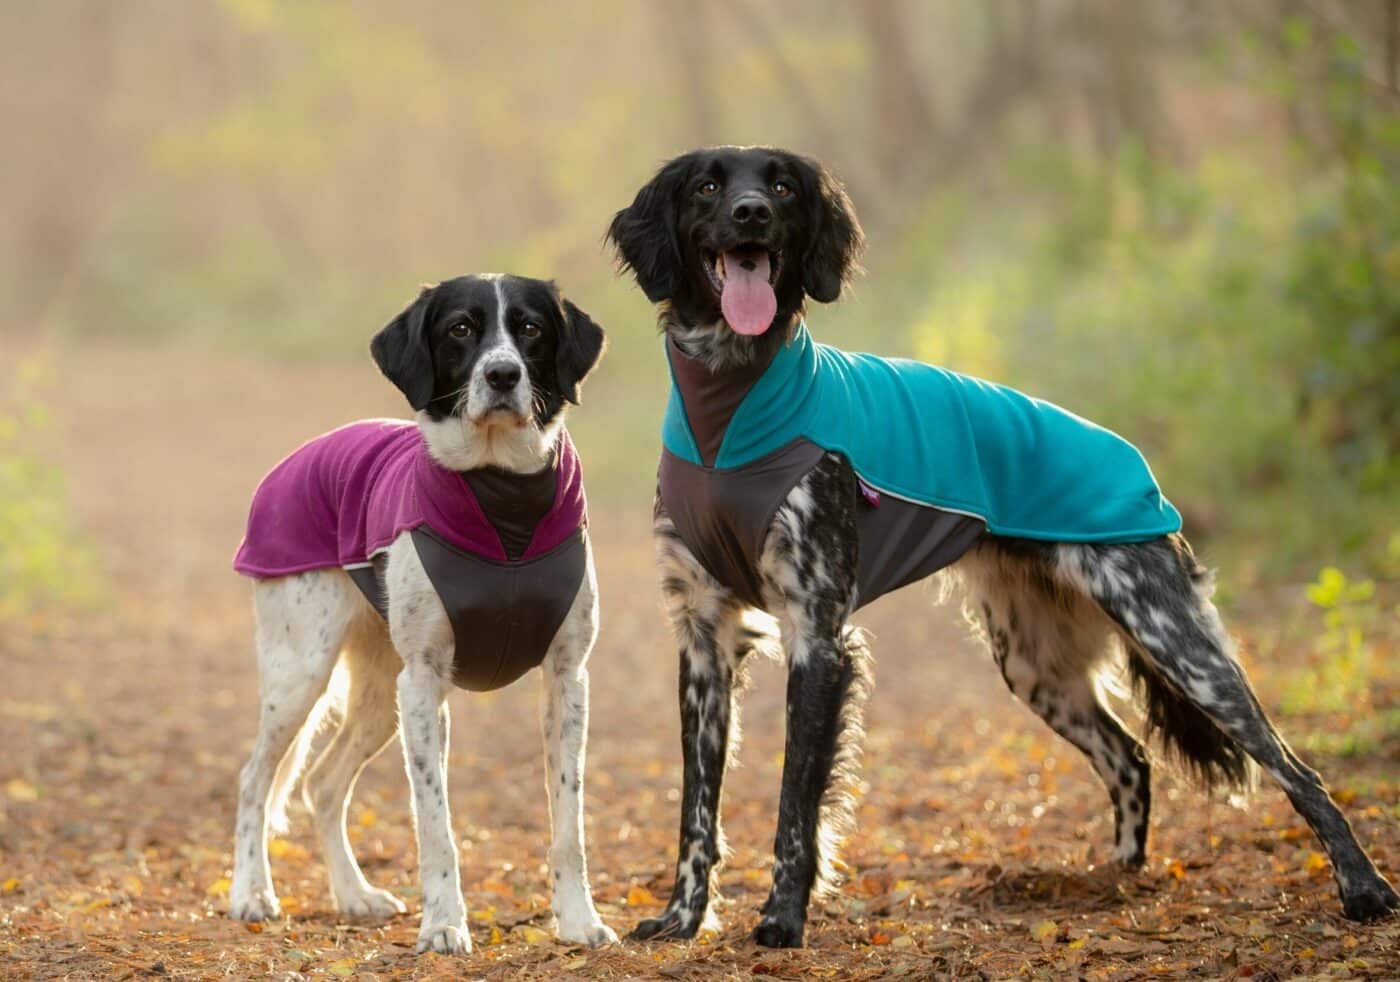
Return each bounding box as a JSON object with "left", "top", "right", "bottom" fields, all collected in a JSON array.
[
  {"left": 521, "top": 323, "right": 541, "bottom": 339},
  {"left": 448, "top": 322, "right": 475, "bottom": 339},
  {"left": 772, "top": 181, "right": 793, "bottom": 198},
  {"left": 698, "top": 180, "right": 719, "bottom": 196}
]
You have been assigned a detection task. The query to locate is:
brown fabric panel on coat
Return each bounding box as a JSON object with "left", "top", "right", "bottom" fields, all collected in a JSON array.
[
  {"left": 346, "top": 565, "right": 387, "bottom": 618},
  {"left": 462, "top": 460, "right": 558, "bottom": 561},
  {"left": 411, "top": 527, "right": 587, "bottom": 691},
  {"left": 667, "top": 339, "right": 779, "bottom": 466},
  {"left": 660, "top": 439, "right": 985, "bottom": 612},
  {"left": 659, "top": 440, "right": 827, "bottom": 608},
  {"left": 853, "top": 493, "right": 984, "bottom": 607}
]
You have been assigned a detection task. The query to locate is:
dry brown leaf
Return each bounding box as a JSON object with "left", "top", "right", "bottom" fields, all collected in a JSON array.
[
  {"left": 5, "top": 779, "right": 38, "bottom": 802},
  {"left": 626, "top": 884, "right": 662, "bottom": 906},
  {"left": 267, "top": 838, "right": 310, "bottom": 864}
]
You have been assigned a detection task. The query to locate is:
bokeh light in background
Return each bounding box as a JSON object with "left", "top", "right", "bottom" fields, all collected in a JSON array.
[{"left": 4, "top": 0, "right": 1396, "bottom": 584}]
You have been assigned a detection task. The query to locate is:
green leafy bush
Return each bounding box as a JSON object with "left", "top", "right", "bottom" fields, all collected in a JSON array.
[
  {"left": 0, "top": 355, "right": 101, "bottom": 619},
  {"left": 1271, "top": 566, "right": 1398, "bottom": 757},
  {"left": 891, "top": 79, "right": 1397, "bottom": 576}
]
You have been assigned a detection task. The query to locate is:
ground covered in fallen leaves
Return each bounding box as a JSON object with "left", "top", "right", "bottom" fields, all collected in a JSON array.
[{"left": 2, "top": 342, "right": 1397, "bottom": 979}]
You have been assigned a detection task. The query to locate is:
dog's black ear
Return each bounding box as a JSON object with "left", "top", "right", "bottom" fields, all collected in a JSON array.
[
  {"left": 800, "top": 157, "right": 865, "bottom": 304},
  {"left": 556, "top": 298, "right": 607, "bottom": 405},
  {"left": 371, "top": 286, "right": 436, "bottom": 411},
  {"left": 606, "top": 156, "right": 691, "bottom": 303}
]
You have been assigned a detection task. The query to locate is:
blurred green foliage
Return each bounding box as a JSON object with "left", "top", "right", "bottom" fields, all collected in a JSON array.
[
  {"left": 3, "top": 2, "right": 1396, "bottom": 586},
  {"left": 879, "top": 29, "right": 1399, "bottom": 575},
  {"left": 0, "top": 356, "right": 101, "bottom": 620},
  {"left": 1277, "top": 565, "right": 1397, "bottom": 757}
]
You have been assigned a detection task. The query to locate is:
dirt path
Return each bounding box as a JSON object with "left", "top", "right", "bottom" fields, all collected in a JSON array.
[{"left": 1, "top": 341, "right": 1396, "bottom": 978}]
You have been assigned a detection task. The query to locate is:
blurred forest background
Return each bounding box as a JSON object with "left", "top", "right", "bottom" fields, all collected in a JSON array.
[
  {"left": 3, "top": 0, "right": 1398, "bottom": 608},
  {"left": 2, "top": 3, "right": 1398, "bottom": 976}
]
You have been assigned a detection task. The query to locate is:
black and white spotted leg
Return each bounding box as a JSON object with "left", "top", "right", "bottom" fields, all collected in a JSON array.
[
  {"left": 538, "top": 552, "right": 617, "bottom": 947},
  {"left": 1060, "top": 537, "right": 1400, "bottom": 921},
  {"left": 754, "top": 453, "right": 863, "bottom": 949},
  {"left": 964, "top": 545, "right": 1151, "bottom": 867},
  {"left": 631, "top": 500, "right": 754, "bottom": 941},
  {"left": 386, "top": 540, "right": 472, "bottom": 955}
]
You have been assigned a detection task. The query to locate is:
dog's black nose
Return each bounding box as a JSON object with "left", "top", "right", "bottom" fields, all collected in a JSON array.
[
  {"left": 731, "top": 194, "right": 772, "bottom": 227},
  {"left": 485, "top": 363, "right": 521, "bottom": 392}
]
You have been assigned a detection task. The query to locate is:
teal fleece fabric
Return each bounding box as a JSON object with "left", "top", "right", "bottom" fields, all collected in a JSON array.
[{"left": 663, "top": 323, "right": 1181, "bottom": 543}]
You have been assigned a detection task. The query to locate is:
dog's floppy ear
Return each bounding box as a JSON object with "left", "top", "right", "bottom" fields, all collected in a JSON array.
[
  {"left": 606, "top": 156, "right": 691, "bottom": 303},
  {"left": 371, "top": 285, "right": 436, "bottom": 411},
  {"left": 800, "top": 156, "right": 865, "bottom": 304},
  {"left": 556, "top": 297, "right": 607, "bottom": 405}
]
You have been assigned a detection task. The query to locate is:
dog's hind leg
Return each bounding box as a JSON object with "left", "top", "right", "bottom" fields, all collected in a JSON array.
[
  {"left": 539, "top": 552, "right": 617, "bottom": 947},
  {"left": 754, "top": 454, "right": 867, "bottom": 949},
  {"left": 960, "top": 544, "right": 1151, "bottom": 868},
  {"left": 630, "top": 502, "right": 756, "bottom": 943},
  {"left": 301, "top": 610, "right": 407, "bottom": 920},
  {"left": 231, "top": 570, "right": 355, "bottom": 922},
  {"left": 1059, "top": 536, "right": 1400, "bottom": 922}
]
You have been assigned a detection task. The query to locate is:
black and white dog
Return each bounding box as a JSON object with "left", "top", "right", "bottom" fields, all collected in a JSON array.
[
  {"left": 608, "top": 147, "right": 1398, "bottom": 947},
  {"left": 229, "top": 275, "right": 617, "bottom": 954}
]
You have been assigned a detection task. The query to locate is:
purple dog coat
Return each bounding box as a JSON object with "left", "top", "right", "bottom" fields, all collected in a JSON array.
[{"left": 233, "top": 420, "right": 589, "bottom": 691}]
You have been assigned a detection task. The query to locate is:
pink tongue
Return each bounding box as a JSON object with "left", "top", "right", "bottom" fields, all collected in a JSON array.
[{"left": 719, "top": 249, "right": 776, "bottom": 336}]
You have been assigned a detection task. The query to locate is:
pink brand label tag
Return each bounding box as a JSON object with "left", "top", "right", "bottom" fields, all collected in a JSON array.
[{"left": 857, "top": 479, "right": 880, "bottom": 507}]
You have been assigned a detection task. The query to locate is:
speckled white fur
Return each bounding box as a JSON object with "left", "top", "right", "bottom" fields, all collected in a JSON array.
[{"left": 229, "top": 425, "right": 615, "bottom": 955}]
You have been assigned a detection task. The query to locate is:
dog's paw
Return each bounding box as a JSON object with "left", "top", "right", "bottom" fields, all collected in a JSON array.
[
  {"left": 337, "top": 886, "right": 407, "bottom": 920},
  {"left": 416, "top": 921, "right": 472, "bottom": 955},
  {"left": 229, "top": 888, "right": 280, "bottom": 923},
  {"left": 1341, "top": 876, "right": 1400, "bottom": 922},
  {"left": 630, "top": 907, "right": 701, "bottom": 942},
  {"left": 754, "top": 913, "right": 805, "bottom": 949},
  {"left": 1111, "top": 849, "right": 1147, "bottom": 872},
  {"left": 558, "top": 917, "right": 619, "bottom": 948}
]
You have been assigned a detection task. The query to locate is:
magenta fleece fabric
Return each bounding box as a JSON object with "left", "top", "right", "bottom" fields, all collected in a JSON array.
[{"left": 233, "top": 419, "right": 585, "bottom": 576}]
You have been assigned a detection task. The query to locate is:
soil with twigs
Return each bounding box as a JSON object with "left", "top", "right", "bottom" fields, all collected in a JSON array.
[{"left": 1, "top": 342, "right": 1396, "bottom": 979}]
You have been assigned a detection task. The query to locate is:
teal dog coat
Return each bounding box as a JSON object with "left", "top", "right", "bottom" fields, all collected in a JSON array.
[{"left": 658, "top": 323, "right": 1180, "bottom": 609}]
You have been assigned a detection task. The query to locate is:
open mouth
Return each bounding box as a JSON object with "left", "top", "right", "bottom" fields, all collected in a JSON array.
[
  {"left": 702, "top": 245, "right": 782, "bottom": 295},
  {"left": 701, "top": 244, "right": 782, "bottom": 336}
]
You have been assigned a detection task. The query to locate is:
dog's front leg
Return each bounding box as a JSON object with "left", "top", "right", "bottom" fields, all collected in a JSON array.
[
  {"left": 396, "top": 657, "right": 470, "bottom": 954},
  {"left": 540, "top": 556, "right": 617, "bottom": 947},
  {"left": 756, "top": 622, "right": 859, "bottom": 948},
  {"left": 397, "top": 649, "right": 478, "bottom": 952},
  {"left": 631, "top": 504, "right": 749, "bottom": 942},
  {"left": 755, "top": 455, "right": 862, "bottom": 948},
  {"left": 388, "top": 540, "right": 471, "bottom": 955}
]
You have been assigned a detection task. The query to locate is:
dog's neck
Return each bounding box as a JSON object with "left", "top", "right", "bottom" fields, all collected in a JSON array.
[
  {"left": 418, "top": 411, "right": 565, "bottom": 474},
  {"left": 662, "top": 309, "right": 798, "bottom": 375}
]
